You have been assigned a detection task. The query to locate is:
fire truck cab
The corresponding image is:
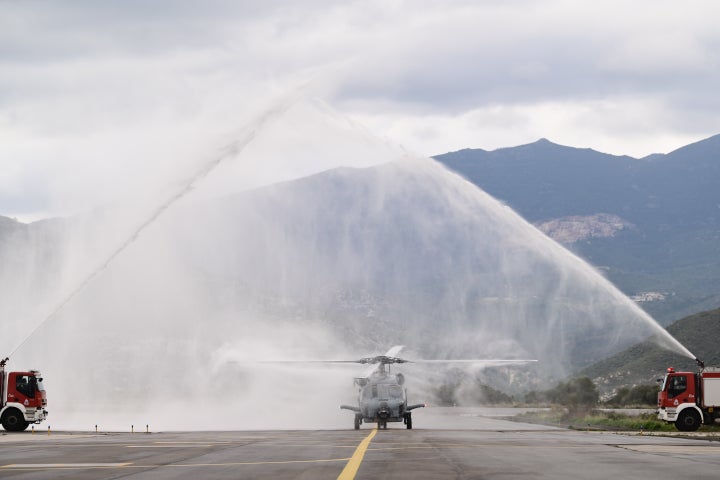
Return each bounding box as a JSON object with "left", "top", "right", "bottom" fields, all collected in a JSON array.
[
  {"left": 658, "top": 367, "right": 720, "bottom": 431},
  {"left": 0, "top": 359, "right": 48, "bottom": 431}
]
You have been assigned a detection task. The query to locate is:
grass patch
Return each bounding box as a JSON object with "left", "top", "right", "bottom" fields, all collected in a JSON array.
[
  {"left": 513, "top": 409, "right": 696, "bottom": 432},
  {"left": 577, "top": 412, "right": 673, "bottom": 431}
]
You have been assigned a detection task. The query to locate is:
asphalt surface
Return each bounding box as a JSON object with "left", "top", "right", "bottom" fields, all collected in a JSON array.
[{"left": 1, "top": 408, "right": 719, "bottom": 479}]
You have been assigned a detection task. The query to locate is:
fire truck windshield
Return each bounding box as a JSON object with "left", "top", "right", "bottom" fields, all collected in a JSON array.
[
  {"left": 667, "top": 375, "right": 687, "bottom": 398},
  {"left": 34, "top": 376, "right": 45, "bottom": 392}
]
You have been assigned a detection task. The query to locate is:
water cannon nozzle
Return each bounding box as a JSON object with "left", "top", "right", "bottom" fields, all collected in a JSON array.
[
  {"left": 0, "top": 357, "right": 8, "bottom": 367},
  {"left": 696, "top": 358, "right": 705, "bottom": 369}
]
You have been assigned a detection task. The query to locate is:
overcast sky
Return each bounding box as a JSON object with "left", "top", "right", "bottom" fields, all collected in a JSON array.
[{"left": 2, "top": 0, "right": 720, "bottom": 221}]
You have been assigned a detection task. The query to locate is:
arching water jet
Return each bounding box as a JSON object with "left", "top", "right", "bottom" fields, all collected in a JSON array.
[
  {"left": 2, "top": 100, "right": 697, "bottom": 429},
  {"left": 6, "top": 88, "right": 310, "bottom": 359}
]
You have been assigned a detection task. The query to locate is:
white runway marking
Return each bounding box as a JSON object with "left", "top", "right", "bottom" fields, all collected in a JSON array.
[
  {"left": 126, "top": 444, "right": 213, "bottom": 448},
  {"left": 619, "top": 445, "right": 720, "bottom": 455},
  {"left": 2, "top": 463, "right": 132, "bottom": 469}
]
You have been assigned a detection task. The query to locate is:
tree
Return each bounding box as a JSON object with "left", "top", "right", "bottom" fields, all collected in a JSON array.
[
  {"left": 545, "top": 377, "right": 599, "bottom": 413},
  {"left": 524, "top": 390, "right": 544, "bottom": 404},
  {"left": 606, "top": 384, "right": 658, "bottom": 406},
  {"left": 433, "top": 383, "right": 459, "bottom": 406}
]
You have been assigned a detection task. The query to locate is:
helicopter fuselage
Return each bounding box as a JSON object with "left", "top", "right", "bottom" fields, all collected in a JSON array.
[
  {"left": 337, "top": 345, "right": 533, "bottom": 430},
  {"left": 341, "top": 371, "right": 424, "bottom": 429}
]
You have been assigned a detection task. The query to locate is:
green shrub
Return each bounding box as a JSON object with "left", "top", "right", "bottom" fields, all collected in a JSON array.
[{"left": 605, "top": 384, "right": 658, "bottom": 406}]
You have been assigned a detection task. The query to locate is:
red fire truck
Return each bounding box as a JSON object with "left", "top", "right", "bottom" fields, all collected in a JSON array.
[
  {"left": 0, "top": 358, "right": 48, "bottom": 431},
  {"left": 657, "top": 364, "right": 720, "bottom": 431}
]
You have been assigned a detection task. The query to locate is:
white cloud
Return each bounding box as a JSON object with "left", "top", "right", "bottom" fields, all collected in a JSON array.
[
  {"left": 2, "top": 0, "right": 720, "bottom": 220},
  {"left": 348, "top": 96, "right": 713, "bottom": 159}
]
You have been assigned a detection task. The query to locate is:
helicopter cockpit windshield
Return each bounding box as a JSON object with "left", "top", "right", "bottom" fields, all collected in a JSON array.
[{"left": 362, "top": 384, "right": 404, "bottom": 401}]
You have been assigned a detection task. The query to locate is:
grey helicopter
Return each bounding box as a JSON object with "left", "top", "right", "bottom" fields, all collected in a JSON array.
[{"left": 337, "top": 346, "right": 536, "bottom": 430}]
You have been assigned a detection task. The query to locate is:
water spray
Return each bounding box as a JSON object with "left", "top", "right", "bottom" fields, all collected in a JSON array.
[
  {"left": 7, "top": 87, "right": 308, "bottom": 359},
  {"left": 4, "top": 88, "right": 707, "bottom": 430},
  {"left": 415, "top": 153, "right": 700, "bottom": 363}
]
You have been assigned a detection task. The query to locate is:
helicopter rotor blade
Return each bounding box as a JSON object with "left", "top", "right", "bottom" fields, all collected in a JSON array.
[
  {"left": 384, "top": 345, "right": 405, "bottom": 358},
  {"left": 354, "top": 346, "right": 405, "bottom": 378},
  {"left": 256, "top": 357, "right": 538, "bottom": 366},
  {"left": 239, "top": 356, "right": 537, "bottom": 367},
  {"left": 362, "top": 363, "right": 380, "bottom": 379},
  {"left": 242, "top": 348, "right": 537, "bottom": 377},
  {"left": 407, "top": 359, "right": 538, "bottom": 365},
  {"left": 254, "top": 360, "right": 365, "bottom": 365},
  {"left": 255, "top": 347, "right": 404, "bottom": 366}
]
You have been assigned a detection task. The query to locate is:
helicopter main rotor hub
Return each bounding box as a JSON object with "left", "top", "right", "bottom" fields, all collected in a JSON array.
[{"left": 357, "top": 355, "right": 409, "bottom": 365}]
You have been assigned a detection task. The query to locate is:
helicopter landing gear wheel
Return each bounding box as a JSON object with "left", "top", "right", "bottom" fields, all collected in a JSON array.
[
  {"left": 405, "top": 413, "right": 412, "bottom": 429},
  {"left": 354, "top": 414, "right": 361, "bottom": 430}
]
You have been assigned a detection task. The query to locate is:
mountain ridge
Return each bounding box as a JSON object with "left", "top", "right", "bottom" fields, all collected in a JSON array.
[
  {"left": 435, "top": 133, "right": 720, "bottom": 324},
  {"left": 441, "top": 133, "right": 720, "bottom": 162}
]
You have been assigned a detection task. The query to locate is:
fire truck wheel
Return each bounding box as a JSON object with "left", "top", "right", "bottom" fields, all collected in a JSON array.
[
  {"left": 1, "top": 410, "right": 29, "bottom": 432},
  {"left": 676, "top": 409, "right": 701, "bottom": 432}
]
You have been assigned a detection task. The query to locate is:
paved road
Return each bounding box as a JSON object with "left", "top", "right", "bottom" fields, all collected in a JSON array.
[{"left": 1, "top": 408, "right": 719, "bottom": 479}]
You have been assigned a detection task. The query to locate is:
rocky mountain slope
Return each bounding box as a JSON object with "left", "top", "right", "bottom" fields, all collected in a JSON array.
[
  {"left": 435, "top": 134, "right": 720, "bottom": 323},
  {"left": 581, "top": 307, "right": 720, "bottom": 394}
]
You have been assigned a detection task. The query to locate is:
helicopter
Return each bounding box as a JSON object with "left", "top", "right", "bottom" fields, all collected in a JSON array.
[{"left": 337, "top": 346, "right": 537, "bottom": 430}]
